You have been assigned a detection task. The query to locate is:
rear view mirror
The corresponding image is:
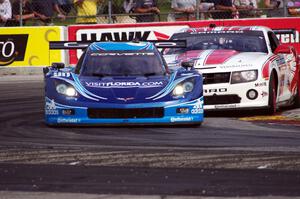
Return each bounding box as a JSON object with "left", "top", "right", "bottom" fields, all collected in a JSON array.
[
  {"left": 181, "top": 61, "right": 194, "bottom": 69},
  {"left": 274, "top": 45, "right": 291, "bottom": 54},
  {"left": 51, "top": 62, "right": 65, "bottom": 69}
]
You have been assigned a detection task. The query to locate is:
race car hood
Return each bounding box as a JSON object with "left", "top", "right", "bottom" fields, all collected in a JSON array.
[
  {"left": 77, "top": 75, "right": 172, "bottom": 103},
  {"left": 164, "top": 50, "right": 270, "bottom": 71}
]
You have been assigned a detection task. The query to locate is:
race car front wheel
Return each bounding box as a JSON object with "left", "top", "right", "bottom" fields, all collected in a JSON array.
[
  {"left": 266, "top": 73, "right": 277, "bottom": 115},
  {"left": 293, "top": 72, "right": 300, "bottom": 108}
]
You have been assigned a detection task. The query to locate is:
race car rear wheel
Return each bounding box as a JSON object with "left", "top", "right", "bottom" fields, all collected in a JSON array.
[{"left": 266, "top": 73, "right": 277, "bottom": 115}]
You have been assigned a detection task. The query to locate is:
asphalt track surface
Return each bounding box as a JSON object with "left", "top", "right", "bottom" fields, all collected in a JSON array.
[{"left": 0, "top": 75, "right": 300, "bottom": 197}]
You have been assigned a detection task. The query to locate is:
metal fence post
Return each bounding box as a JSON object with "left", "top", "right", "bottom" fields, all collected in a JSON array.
[
  {"left": 283, "top": 0, "right": 288, "bottom": 17},
  {"left": 196, "top": 0, "right": 200, "bottom": 20},
  {"left": 108, "top": 0, "right": 112, "bottom": 24},
  {"left": 19, "top": 0, "right": 23, "bottom": 26}
]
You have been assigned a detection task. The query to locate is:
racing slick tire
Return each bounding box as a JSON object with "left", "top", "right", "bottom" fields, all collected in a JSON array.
[
  {"left": 180, "top": 122, "right": 202, "bottom": 128},
  {"left": 191, "top": 122, "right": 202, "bottom": 127},
  {"left": 293, "top": 73, "right": 300, "bottom": 108},
  {"left": 293, "top": 81, "right": 300, "bottom": 108},
  {"left": 265, "top": 73, "right": 277, "bottom": 115}
]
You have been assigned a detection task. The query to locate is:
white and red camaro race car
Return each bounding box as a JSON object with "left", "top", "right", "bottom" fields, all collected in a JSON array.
[{"left": 163, "top": 26, "right": 300, "bottom": 114}]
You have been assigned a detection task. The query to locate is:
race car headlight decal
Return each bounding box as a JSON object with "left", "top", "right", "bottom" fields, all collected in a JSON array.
[
  {"left": 172, "top": 80, "right": 194, "bottom": 97},
  {"left": 231, "top": 70, "right": 258, "bottom": 84},
  {"left": 56, "top": 84, "right": 77, "bottom": 97}
]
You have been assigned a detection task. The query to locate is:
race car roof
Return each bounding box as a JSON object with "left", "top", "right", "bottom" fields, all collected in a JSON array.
[{"left": 179, "top": 26, "right": 271, "bottom": 33}]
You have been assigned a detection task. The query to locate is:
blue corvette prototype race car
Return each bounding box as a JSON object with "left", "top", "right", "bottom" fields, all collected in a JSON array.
[{"left": 44, "top": 41, "right": 204, "bottom": 126}]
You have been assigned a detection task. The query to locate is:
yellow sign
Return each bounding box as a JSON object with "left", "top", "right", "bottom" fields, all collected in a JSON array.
[{"left": 0, "top": 26, "right": 66, "bottom": 67}]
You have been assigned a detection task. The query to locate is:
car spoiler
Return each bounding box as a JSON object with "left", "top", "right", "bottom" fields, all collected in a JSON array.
[
  {"left": 273, "top": 29, "right": 295, "bottom": 35},
  {"left": 273, "top": 29, "right": 296, "bottom": 40},
  {"left": 49, "top": 40, "right": 187, "bottom": 50}
]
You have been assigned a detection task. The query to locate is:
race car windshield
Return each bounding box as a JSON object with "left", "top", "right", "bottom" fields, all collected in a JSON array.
[
  {"left": 164, "top": 31, "right": 268, "bottom": 54},
  {"left": 81, "top": 51, "right": 166, "bottom": 77}
]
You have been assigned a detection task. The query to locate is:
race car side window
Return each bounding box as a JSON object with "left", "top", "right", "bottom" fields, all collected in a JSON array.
[
  {"left": 268, "top": 31, "right": 280, "bottom": 53},
  {"left": 75, "top": 50, "right": 87, "bottom": 74}
]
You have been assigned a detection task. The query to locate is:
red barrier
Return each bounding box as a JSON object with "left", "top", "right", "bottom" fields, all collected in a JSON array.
[{"left": 68, "top": 17, "right": 300, "bottom": 65}]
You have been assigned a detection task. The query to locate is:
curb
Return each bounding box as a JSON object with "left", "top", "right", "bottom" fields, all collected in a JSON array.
[
  {"left": 0, "top": 67, "right": 43, "bottom": 76},
  {"left": 239, "top": 109, "right": 300, "bottom": 125},
  {"left": 282, "top": 108, "right": 300, "bottom": 120}
]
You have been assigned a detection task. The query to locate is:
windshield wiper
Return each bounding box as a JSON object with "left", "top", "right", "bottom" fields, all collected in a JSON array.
[
  {"left": 143, "top": 72, "right": 160, "bottom": 77},
  {"left": 92, "top": 73, "right": 112, "bottom": 77}
]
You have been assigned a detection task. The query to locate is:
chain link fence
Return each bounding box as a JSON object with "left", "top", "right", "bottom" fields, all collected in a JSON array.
[{"left": 2, "top": 0, "right": 300, "bottom": 26}]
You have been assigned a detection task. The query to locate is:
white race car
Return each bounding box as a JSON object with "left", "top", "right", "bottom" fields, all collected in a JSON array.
[{"left": 163, "top": 26, "right": 300, "bottom": 114}]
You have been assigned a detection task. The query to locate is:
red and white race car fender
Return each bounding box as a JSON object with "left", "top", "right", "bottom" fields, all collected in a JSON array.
[{"left": 262, "top": 55, "right": 278, "bottom": 80}]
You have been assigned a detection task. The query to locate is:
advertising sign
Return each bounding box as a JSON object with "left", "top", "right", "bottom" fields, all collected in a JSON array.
[
  {"left": 0, "top": 26, "right": 66, "bottom": 67},
  {"left": 68, "top": 23, "right": 191, "bottom": 64},
  {"left": 68, "top": 18, "right": 300, "bottom": 65}
]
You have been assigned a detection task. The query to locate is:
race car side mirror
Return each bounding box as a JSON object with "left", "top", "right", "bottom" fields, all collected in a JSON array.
[
  {"left": 181, "top": 61, "right": 194, "bottom": 70},
  {"left": 274, "top": 45, "right": 291, "bottom": 54},
  {"left": 43, "top": 67, "right": 49, "bottom": 75},
  {"left": 51, "top": 62, "right": 65, "bottom": 69}
]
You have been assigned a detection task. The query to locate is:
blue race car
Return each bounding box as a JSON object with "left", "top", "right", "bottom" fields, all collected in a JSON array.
[{"left": 44, "top": 41, "right": 204, "bottom": 126}]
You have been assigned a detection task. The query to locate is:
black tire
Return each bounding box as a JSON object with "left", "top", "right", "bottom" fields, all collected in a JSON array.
[
  {"left": 181, "top": 122, "right": 202, "bottom": 128},
  {"left": 192, "top": 122, "right": 202, "bottom": 127},
  {"left": 293, "top": 78, "right": 300, "bottom": 108},
  {"left": 266, "top": 73, "right": 277, "bottom": 115}
]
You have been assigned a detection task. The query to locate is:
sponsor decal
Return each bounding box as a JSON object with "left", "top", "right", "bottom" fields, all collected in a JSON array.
[
  {"left": 53, "top": 72, "right": 71, "bottom": 77},
  {"left": 204, "top": 88, "right": 227, "bottom": 94},
  {"left": 261, "top": 91, "right": 268, "bottom": 97},
  {"left": 276, "top": 56, "right": 286, "bottom": 66},
  {"left": 91, "top": 52, "right": 154, "bottom": 56},
  {"left": 220, "top": 64, "right": 253, "bottom": 68},
  {"left": 45, "top": 99, "right": 59, "bottom": 115},
  {"left": 276, "top": 30, "right": 300, "bottom": 44},
  {"left": 191, "top": 105, "right": 203, "bottom": 114},
  {"left": 57, "top": 118, "right": 81, "bottom": 123},
  {"left": 191, "top": 30, "right": 244, "bottom": 34},
  {"left": 170, "top": 117, "right": 193, "bottom": 122},
  {"left": 255, "top": 82, "right": 267, "bottom": 87},
  {"left": 85, "top": 81, "right": 164, "bottom": 88},
  {"left": 0, "top": 35, "right": 28, "bottom": 66},
  {"left": 214, "top": 104, "right": 237, "bottom": 109}
]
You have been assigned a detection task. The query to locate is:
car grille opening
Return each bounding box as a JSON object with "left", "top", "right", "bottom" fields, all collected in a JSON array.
[
  {"left": 204, "top": 95, "right": 241, "bottom": 105},
  {"left": 203, "top": 72, "right": 231, "bottom": 84},
  {"left": 88, "top": 108, "right": 164, "bottom": 119}
]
